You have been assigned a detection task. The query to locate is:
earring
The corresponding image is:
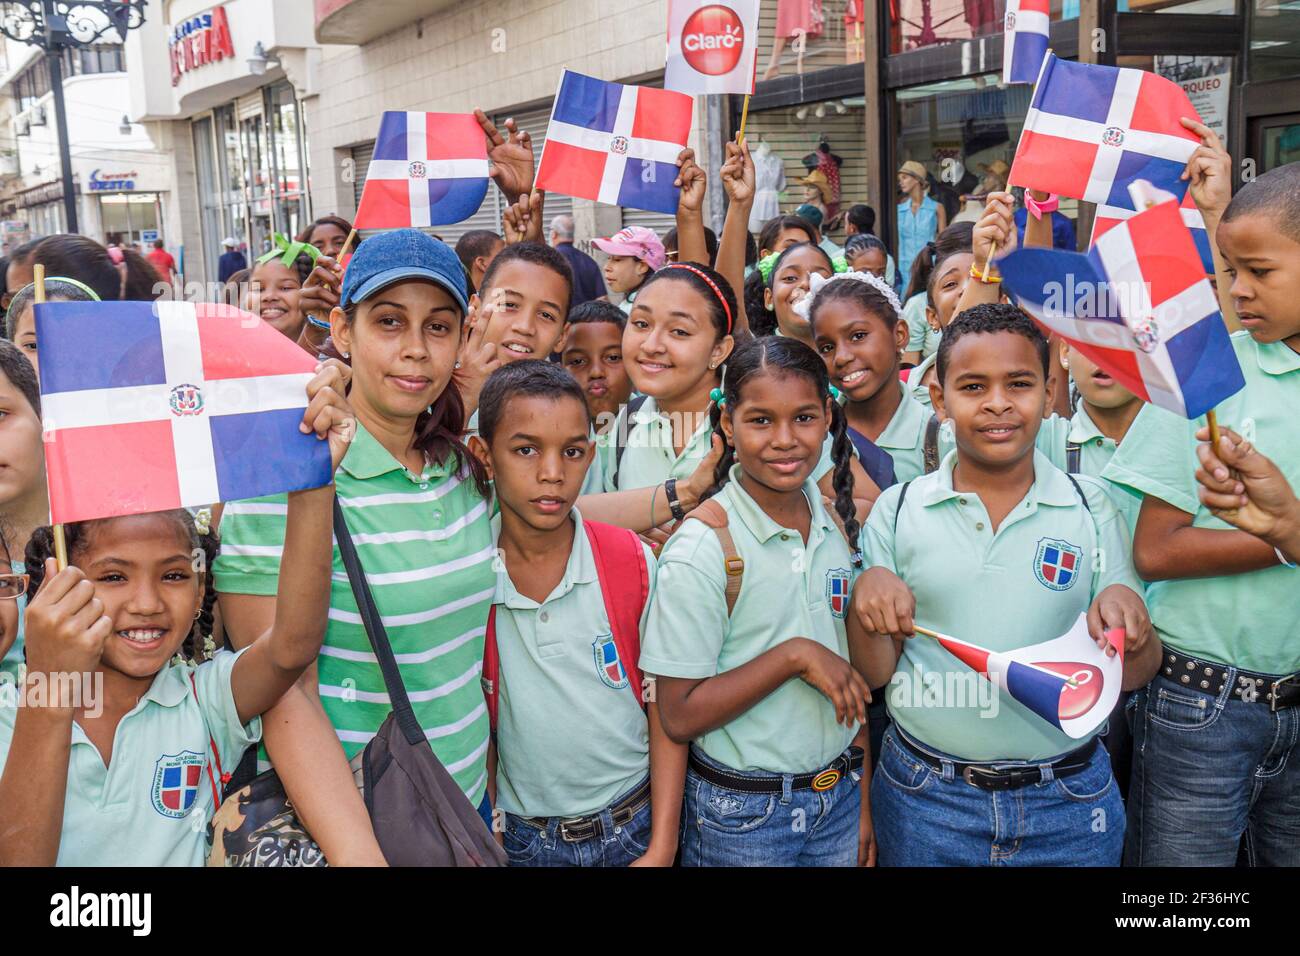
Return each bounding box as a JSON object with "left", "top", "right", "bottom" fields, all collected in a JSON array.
[
  {"left": 193, "top": 608, "right": 202, "bottom": 621},
  {"left": 1060, "top": 357, "right": 1070, "bottom": 371},
  {"left": 343, "top": 351, "right": 350, "bottom": 359},
  {"left": 709, "top": 362, "right": 717, "bottom": 370}
]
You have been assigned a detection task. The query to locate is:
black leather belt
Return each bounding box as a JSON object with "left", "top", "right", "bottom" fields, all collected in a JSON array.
[
  {"left": 517, "top": 777, "right": 651, "bottom": 843},
  {"left": 1161, "top": 650, "right": 1300, "bottom": 712},
  {"left": 688, "top": 747, "right": 864, "bottom": 794},
  {"left": 895, "top": 732, "right": 1099, "bottom": 792}
]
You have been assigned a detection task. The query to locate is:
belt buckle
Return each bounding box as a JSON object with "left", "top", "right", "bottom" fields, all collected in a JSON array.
[
  {"left": 961, "top": 765, "right": 1001, "bottom": 789},
  {"left": 811, "top": 768, "right": 841, "bottom": 792},
  {"left": 1270, "top": 673, "right": 1299, "bottom": 712},
  {"left": 558, "top": 819, "right": 594, "bottom": 843}
]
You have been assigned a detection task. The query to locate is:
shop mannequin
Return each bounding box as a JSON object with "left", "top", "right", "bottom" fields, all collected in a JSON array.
[
  {"left": 762, "top": 0, "right": 824, "bottom": 81},
  {"left": 749, "top": 138, "right": 787, "bottom": 232}
]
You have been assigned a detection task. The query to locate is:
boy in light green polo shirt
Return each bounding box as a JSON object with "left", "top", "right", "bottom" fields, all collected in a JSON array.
[
  {"left": 470, "top": 360, "right": 682, "bottom": 867},
  {"left": 853, "top": 305, "right": 1157, "bottom": 867},
  {"left": 1101, "top": 161, "right": 1300, "bottom": 867}
]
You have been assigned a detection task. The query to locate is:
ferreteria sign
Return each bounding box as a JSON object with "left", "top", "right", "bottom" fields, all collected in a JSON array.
[
  {"left": 89, "top": 169, "right": 139, "bottom": 192},
  {"left": 168, "top": 5, "right": 236, "bottom": 87}
]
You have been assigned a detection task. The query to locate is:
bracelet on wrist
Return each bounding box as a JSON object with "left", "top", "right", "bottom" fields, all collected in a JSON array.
[
  {"left": 306, "top": 312, "right": 332, "bottom": 331},
  {"left": 1275, "top": 546, "right": 1297, "bottom": 569},
  {"left": 969, "top": 264, "right": 1002, "bottom": 284}
]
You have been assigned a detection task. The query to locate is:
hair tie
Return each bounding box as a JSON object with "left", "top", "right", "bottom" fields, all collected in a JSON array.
[
  {"left": 664, "top": 262, "right": 733, "bottom": 333},
  {"left": 791, "top": 270, "right": 903, "bottom": 325},
  {"left": 257, "top": 232, "right": 322, "bottom": 269},
  {"left": 709, "top": 386, "right": 725, "bottom": 407},
  {"left": 193, "top": 507, "right": 212, "bottom": 536},
  {"left": 828, "top": 384, "right": 841, "bottom": 400},
  {"left": 106, "top": 245, "right": 124, "bottom": 266}
]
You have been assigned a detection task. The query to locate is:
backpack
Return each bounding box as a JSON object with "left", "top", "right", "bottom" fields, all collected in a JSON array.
[
  {"left": 482, "top": 519, "right": 651, "bottom": 730},
  {"left": 610, "top": 394, "right": 651, "bottom": 490}
]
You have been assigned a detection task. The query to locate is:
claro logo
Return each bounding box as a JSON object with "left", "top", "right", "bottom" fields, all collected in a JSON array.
[{"left": 681, "top": 5, "right": 744, "bottom": 76}]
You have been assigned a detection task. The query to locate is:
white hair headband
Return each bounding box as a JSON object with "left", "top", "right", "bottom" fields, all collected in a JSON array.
[{"left": 791, "top": 270, "right": 904, "bottom": 325}]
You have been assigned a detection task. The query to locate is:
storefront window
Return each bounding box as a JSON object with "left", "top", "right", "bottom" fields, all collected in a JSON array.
[
  {"left": 758, "top": 0, "right": 867, "bottom": 82},
  {"left": 242, "top": 114, "right": 273, "bottom": 258},
  {"left": 99, "top": 193, "right": 160, "bottom": 246},
  {"left": 192, "top": 115, "right": 225, "bottom": 279},
  {"left": 1261, "top": 118, "right": 1300, "bottom": 169},
  {"left": 1251, "top": 0, "right": 1300, "bottom": 81},
  {"left": 267, "top": 82, "right": 308, "bottom": 242}
]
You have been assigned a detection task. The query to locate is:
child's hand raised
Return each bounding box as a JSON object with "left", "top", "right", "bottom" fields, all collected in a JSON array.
[
  {"left": 972, "top": 190, "right": 1017, "bottom": 275},
  {"left": 475, "top": 110, "right": 535, "bottom": 204},
  {"left": 790, "top": 637, "right": 872, "bottom": 727},
  {"left": 302, "top": 359, "right": 356, "bottom": 474},
  {"left": 851, "top": 566, "right": 916, "bottom": 640},
  {"left": 502, "top": 190, "right": 545, "bottom": 245},
  {"left": 453, "top": 299, "right": 502, "bottom": 417},
  {"left": 298, "top": 255, "right": 342, "bottom": 329},
  {"left": 719, "top": 138, "right": 755, "bottom": 206},
  {"left": 24, "top": 560, "right": 112, "bottom": 696},
  {"left": 675, "top": 148, "right": 707, "bottom": 214},
  {"left": 1180, "top": 117, "right": 1232, "bottom": 219},
  {"left": 1087, "top": 584, "right": 1154, "bottom": 658}
]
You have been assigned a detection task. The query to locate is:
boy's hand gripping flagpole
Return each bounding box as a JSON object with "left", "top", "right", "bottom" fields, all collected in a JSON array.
[{"left": 35, "top": 264, "right": 69, "bottom": 571}]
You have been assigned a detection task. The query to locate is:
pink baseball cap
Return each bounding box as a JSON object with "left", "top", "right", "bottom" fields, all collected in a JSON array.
[{"left": 592, "top": 227, "right": 666, "bottom": 271}]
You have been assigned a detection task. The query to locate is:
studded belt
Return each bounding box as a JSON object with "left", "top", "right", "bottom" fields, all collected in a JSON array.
[{"left": 1161, "top": 650, "right": 1300, "bottom": 711}]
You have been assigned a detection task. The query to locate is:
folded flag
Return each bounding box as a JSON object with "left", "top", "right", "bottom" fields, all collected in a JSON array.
[
  {"left": 928, "top": 614, "right": 1124, "bottom": 739},
  {"left": 1009, "top": 54, "right": 1201, "bottom": 214},
  {"left": 1092, "top": 181, "right": 1214, "bottom": 275},
  {"left": 536, "top": 70, "right": 694, "bottom": 215},
  {"left": 37, "top": 301, "right": 331, "bottom": 524},
  {"left": 665, "top": 0, "right": 761, "bottom": 95},
  {"left": 354, "top": 111, "right": 489, "bottom": 229},
  {"left": 997, "top": 196, "right": 1244, "bottom": 418},
  {"left": 1002, "top": 0, "right": 1050, "bottom": 85}
]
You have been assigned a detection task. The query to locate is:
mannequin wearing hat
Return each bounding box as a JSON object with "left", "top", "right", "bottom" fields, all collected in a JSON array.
[
  {"left": 896, "top": 160, "right": 946, "bottom": 283},
  {"left": 799, "top": 170, "right": 832, "bottom": 224},
  {"left": 953, "top": 159, "right": 1010, "bottom": 224}
]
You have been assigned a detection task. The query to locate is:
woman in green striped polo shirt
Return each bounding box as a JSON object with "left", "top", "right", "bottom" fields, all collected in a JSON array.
[{"left": 215, "top": 231, "right": 496, "bottom": 866}]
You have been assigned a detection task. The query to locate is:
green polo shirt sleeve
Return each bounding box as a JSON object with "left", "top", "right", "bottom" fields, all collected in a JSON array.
[
  {"left": 639, "top": 520, "right": 729, "bottom": 680},
  {"left": 1074, "top": 475, "right": 1142, "bottom": 598},
  {"left": 903, "top": 292, "right": 930, "bottom": 352},
  {"left": 212, "top": 495, "right": 289, "bottom": 596},
  {"left": 1102, "top": 402, "right": 1199, "bottom": 515},
  {"left": 861, "top": 483, "right": 903, "bottom": 573},
  {"left": 191, "top": 647, "right": 262, "bottom": 772}
]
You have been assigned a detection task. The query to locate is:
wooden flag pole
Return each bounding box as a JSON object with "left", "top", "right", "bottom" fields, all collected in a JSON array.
[
  {"left": 34, "top": 264, "right": 68, "bottom": 570},
  {"left": 737, "top": 94, "right": 751, "bottom": 144},
  {"left": 1206, "top": 408, "right": 1222, "bottom": 447},
  {"left": 980, "top": 239, "right": 999, "bottom": 282},
  {"left": 342, "top": 227, "right": 357, "bottom": 257}
]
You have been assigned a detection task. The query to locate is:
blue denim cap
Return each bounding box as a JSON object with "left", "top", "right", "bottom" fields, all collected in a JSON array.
[{"left": 340, "top": 228, "right": 469, "bottom": 312}]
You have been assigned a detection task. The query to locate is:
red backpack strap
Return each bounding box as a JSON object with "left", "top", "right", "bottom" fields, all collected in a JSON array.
[
  {"left": 188, "top": 671, "right": 228, "bottom": 807},
  {"left": 583, "top": 519, "right": 650, "bottom": 708},
  {"left": 481, "top": 606, "right": 500, "bottom": 732}
]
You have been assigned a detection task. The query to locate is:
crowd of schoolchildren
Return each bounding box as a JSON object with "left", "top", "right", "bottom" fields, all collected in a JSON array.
[{"left": 0, "top": 107, "right": 1297, "bottom": 869}]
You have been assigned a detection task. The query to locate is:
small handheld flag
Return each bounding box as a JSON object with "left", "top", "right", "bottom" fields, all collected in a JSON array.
[
  {"left": 37, "top": 301, "right": 331, "bottom": 524},
  {"left": 535, "top": 70, "right": 694, "bottom": 216},
  {"left": 918, "top": 614, "right": 1124, "bottom": 739},
  {"left": 1002, "top": 0, "right": 1050, "bottom": 85},
  {"left": 1092, "top": 182, "right": 1215, "bottom": 275},
  {"left": 1009, "top": 54, "right": 1201, "bottom": 213},
  {"left": 997, "top": 194, "right": 1245, "bottom": 419},
  {"left": 665, "top": 0, "right": 761, "bottom": 95},
  {"left": 354, "top": 111, "right": 490, "bottom": 229}
]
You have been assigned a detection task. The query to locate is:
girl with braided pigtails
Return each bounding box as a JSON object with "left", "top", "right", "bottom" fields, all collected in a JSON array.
[
  {"left": 640, "top": 336, "right": 875, "bottom": 867},
  {"left": 0, "top": 361, "right": 353, "bottom": 866}
]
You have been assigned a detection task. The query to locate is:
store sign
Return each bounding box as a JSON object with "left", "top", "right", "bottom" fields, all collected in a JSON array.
[
  {"left": 89, "top": 169, "right": 138, "bottom": 192},
  {"left": 168, "top": 5, "right": 236, "bottom": 87},
  {"left": 1154, "top": 56, "right": 1230, "bottom": 142}
]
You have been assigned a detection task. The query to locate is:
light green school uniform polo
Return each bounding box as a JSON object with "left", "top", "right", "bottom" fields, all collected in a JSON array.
[
  {"left": 1103, "top": 331, "right": 1300, "bottom": 674},
  {"left": 0, "top": 648, "right": 260, "bottom": 866},
  {"left": 863, "top": 450, "right": 1139, "bottom": 761},
  {"left": 214, "top": 422, "right": 496, "bottom": 806},
  {"left": 907, "top": 352, "right": 939, "bottom": 409},
  {"left": 1038, "top": 407, "right": 1143, "bottom": 535},
  {"left": 875, "top": 382, "right": 954, "bottom": 483},
  {"left": 493, "top": 507, "right": 656, "bottom": 818},
  {"left": 640, "top": 466, "right": 859, "bottom": 773},
  {"left": 579, "top": 424, "right": 615, "bottom": 497},
  {"left": 903, "top": 292, "right": 939, "bottom": 358},
  {"left": 0, "top": 558, "right": 25, "bottom": 680}
]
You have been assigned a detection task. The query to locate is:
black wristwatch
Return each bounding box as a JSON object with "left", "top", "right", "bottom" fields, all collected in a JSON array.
[{"left": 664, "top": 478, "right": 686, "bottom": 522}]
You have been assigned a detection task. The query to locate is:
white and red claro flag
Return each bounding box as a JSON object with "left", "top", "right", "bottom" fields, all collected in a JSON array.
[
  {"left": 932, "top": 614, "right": 1124, "bottom": 739},
  {"left": 36, "top": 301, "right": 331, "bottom": 523},
  {"left": 665, "top": 0, "right": 760, "bottom": 95}
]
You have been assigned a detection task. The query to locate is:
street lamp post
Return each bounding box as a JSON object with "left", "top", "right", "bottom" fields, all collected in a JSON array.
[{"left": 0, "top": 1, "right": 149, "bottom": 234}]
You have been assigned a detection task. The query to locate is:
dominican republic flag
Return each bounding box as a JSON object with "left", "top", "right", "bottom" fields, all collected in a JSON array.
[
  {"left": 354, "top": 111, "right": 489, "bottom": 229},
  {"left": 1008, "top": 54, "right": 1202, "bottom": 215},
  {"left": 37, "top": 301, "right": 331, "bottom": 524},
  {"left": 1002, "top": 0, "right": 1049, "bottom": 85},
  {"left": 997, "top": 195, "right": 1245, "bottom": 419},
  {"left": 535, "top": 70, "right": 694, "bottom": 215},
  {"left": 929, "top": 614, "right": 1124, "bottom": 739},
  {"left": 1093, "top": 182, "right": 1214, "bottom": 275}
]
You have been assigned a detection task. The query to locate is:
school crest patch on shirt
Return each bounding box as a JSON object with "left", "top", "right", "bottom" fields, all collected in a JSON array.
[
  {"left": 151, "top": 751, "right": 205, "bottom": 819},
  {"left": 592, "top": 632, "right": 629, "bottom": 689},
  {"left": 825, "top": 568, "right": 851, "bottom": 619},
  {"left": 1034, "top": 538, "right": 1083, "bottom": 591}
]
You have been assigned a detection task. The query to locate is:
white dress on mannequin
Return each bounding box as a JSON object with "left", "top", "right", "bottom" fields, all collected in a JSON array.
[{"left": 749, "top": 142, "right": 787, "bottom": 232}]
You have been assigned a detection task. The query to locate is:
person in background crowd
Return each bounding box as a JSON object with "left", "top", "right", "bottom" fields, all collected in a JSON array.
[
  {"left": 1012, "top": 188, "right": 1077, "bottom": 251},
  {"left": 296, "top": 215, "right": 358, "bottom": 259},
  {"left": 844, "top": 234, "right": 889, "bottom": 279},
  {"left": 224, "top": 268, "right": 250, "bottom": 309},
  {"left": 953, "top": 160, "right": 1010, "bottom": 224},
  {"left": 549, "top": 214, "right": 606, "bottom": 307},
  {"left": 794, "top": 204, "right": 843, "bottom": 260},
  {"left": 146, "top": 239, "right": 177, "bottom": 283},
  {"left": 242, "top": 235, "right": 318, "bottom": 343},
  {"left": 5, "top": 239, "right": 39, "bottom": 313},
  {"left": 5, "top": 276, "right": 99, "bottom": 378},
  {"left": 845, "top": 204, "right": 898, "bottom": 289},
  {"left": 455, "top": 230, "right": 506, "bottom": 296},
  {"left": 120, "top": 246, "right": 164, "bottom": 301},
  {"left": 664, "top": 225, "right": 718, "bottom": 268},
  {"left": 896, "top": 160, "right": 946, "bottom": 286},
  {"left": 0, "top": 340, "right": 44, "bottom": 681},
  {"left": 32, "top": 236, "right": 130, "bottom": 302},
  {"left": 593, "top": 227, "right": 664, "bottom": 316},
  {"left": 219, "top": 237, "right": 247, "bottom": 284},
  {"left": 757, "top": 215, "right": 818, "bottom": 260}
]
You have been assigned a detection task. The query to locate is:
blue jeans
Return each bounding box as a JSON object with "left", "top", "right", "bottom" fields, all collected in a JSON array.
[
  {"left": 872, "top": 726, "right": 1124, "bottom": 866},
  {"left": 502, "top": 778, "right": 653, "bottom": 867},
  {"left": 1126, "top": 671, "right": 1300, "bottom": 867},
  {"left": 680, "top": 746, "right": 862, "bottom": 867}
]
